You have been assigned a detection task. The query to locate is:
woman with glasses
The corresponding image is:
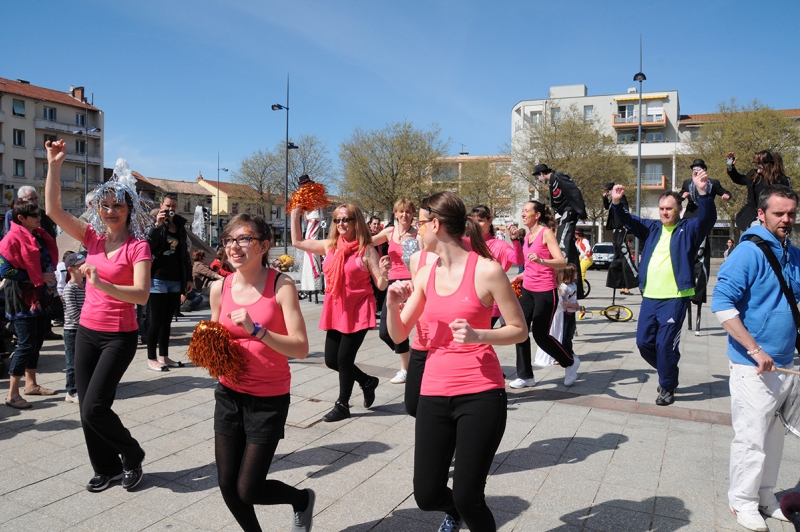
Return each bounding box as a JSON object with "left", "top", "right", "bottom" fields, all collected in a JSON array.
[
  {"left": 386, "top": 191, "right": 527, "bottom": 532},
  {"left": 727, "top": 150, "right": 792, "bottom": 230},
  {"left": 209, "top": 214, "right": 314, "bottom": 532},
  {"left": 45, "top": 140, "right": 152, "bottom": 493},
  {"left": 291, "top": 205, "right": 390, "bottom": 422},
  {"left": 0, "top": 201, "right": 59, "bottom": 409}
]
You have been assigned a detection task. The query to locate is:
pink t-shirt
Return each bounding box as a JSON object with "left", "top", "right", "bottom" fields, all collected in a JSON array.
[
  {"left": 515, "top": 228, "right": 557, "bottom": 292},
  {"left": 219, "top": 269, "right": 291, "bottom": 397},
  {"left": 410, "top": 250, "right": 435, "bottom": 352},
  {"left": 420, "top": 252, "right": 504, "bottom": 396},
  {"left": 319, "top": 248, "right": 376, "bottom": 333},
  {"left": 387, "top": 228, "right": 411, "bottom": 281},
  {"left": 80, "top": 225, "right": 151, "bottom": 332}
]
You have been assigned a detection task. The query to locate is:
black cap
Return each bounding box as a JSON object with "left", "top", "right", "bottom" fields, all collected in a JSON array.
[
  {"left": 298, "top": 174, "right": 312, "bottom": 186},
  {"left": 532, "top": 163, "right": 552, "bottom": 176},
  {"left": 689, "top": 158, "right": 707, "bottom": 171},
  {"left": 604, "top": 182, "right": 615, "bottom": 190},
  {"left": 64, "top": 252, "right": 86, "bottom": 269}
]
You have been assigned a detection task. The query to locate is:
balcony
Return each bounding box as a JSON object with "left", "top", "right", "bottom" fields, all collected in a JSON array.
[
  {"left": 34, "top": 118, "right": 101, "bottom": 137},
  {"left": 34, "top": 146, "right": 101, "bottom": 165},
  {"left": 612, "top": 113, "right": 667, "bottom": 129},
  {"left": 630, "top": 173, "right": 667, "bottom": 189}
]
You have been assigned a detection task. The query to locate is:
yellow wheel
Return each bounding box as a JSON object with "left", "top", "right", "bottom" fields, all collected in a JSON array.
[{"left": 602, "top": 305, "right": 633, "bottom": 322}]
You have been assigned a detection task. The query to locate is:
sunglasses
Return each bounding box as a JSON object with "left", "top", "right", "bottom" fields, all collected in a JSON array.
[{"left": 333, "top": 218, "right": 354, "bottom": 224}]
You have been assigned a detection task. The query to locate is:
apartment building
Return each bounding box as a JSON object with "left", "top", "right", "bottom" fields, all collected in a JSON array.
[
  {"left": 433, "top": 154, "right": 515, "bottom": 219},
  {"left": 0, "top": 77, "right": 104, "bottom": 216},
  {"left": 196, "top": 175, "right": 269, "bottom": 243}
]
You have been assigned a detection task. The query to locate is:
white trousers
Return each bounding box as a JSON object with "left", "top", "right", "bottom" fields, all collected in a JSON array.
[{"left": 728, "top": 362, "right": 794, "bottom": 511}]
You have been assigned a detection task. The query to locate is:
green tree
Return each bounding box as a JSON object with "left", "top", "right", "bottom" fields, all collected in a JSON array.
[
  {"left": 510, "top": 103, "right": 635, "bottom": 229},
  {"left": 441, "top": 158, "right": 524, "bottom": 219},
  {"left": 681, "top": 99, "right": 800, "bottom": 229},
  {"left": 338, "top": 121, "right": 449, "bottom": 216}
]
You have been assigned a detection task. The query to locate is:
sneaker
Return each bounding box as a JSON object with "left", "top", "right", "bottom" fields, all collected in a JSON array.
[
  {"left": 86, "top": 472, "right": 123, "bottom": 492},
  {"left": 322, "top": 401, "right": 350, "bottom": 422},
  {"left": 509, "top": 377, "right": 536, "bottom": 389},
  {"left": 760, "top": 501, "right": 789, "bottom": 521},
  {"left": 656, "top": 387, "right": 675, "bottom": 406},
  {"left": 65, "top": 392, "right": 79, "bottom": 404},
  {"left": 390, "top": 370, "right": 407, "bottom": 384},
  {"left": 291, "top": 488, "right": 315, "bottom": 532},
  {"left": 122, "top": 464, "right": 143, "bottom": 491},
  {"left": 438, "top": 514, "right": 463, "bottom": 532},
  {"left": 362, "top": 376, "right": 379, "bottom": 409},
  {"left": 564, "top": 356, "right": 580, "bottom": 386},
  {"left": 731, "top": 505, "right": 768, "bottom": 531}
]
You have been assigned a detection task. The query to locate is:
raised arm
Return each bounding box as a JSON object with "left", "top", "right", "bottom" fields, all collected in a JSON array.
[
  {"left": 44, "top": 140, "right": 89, "bottom": 243},
  {"left": 291, "top": 208, "right": 328, "bottom": 255},
  {"left": 363, "top": 245, "right": 390, "bottom": 291}
]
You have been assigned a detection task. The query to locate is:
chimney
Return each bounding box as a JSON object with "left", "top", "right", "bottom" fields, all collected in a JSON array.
[
  {"left": 197, "top": 171, "right": 203, "bottom": 182},
  {"left": 71, "top": 86, "right": 85, "bottom": 103}
]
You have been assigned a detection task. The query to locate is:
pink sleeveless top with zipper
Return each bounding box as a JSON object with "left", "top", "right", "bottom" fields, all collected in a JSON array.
[
  {"left": 420, "top": 252, "right": 504, "bottom": 396},
  {"left": 387, "top": 227, "right": 412, "bottom": 281}
]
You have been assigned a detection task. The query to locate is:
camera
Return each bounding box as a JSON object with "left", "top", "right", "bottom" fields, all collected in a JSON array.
[{"left": 164, "top": 209, "right": 175, "bottom": 217}]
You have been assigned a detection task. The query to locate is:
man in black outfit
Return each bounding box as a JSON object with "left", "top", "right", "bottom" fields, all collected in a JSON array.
[{"left": 603, "top": 182, "right": 639, "bottom": 295}]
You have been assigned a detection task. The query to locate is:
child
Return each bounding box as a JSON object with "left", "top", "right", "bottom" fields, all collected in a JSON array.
[
  {"left": 62, "top": 252, "right": 86, "bottom": 404},
  {"left": 534, "top": 264, "right": 580, "bottom": 366}
]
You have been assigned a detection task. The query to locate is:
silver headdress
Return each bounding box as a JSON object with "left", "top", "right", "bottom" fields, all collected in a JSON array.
[{"left": 85, "top": 158, "right": 153, "bottom": 239}]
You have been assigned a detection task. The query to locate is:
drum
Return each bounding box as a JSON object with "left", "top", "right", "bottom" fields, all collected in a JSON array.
[{"left": 780, "top": 375, "right": 800, "bottom": 438}]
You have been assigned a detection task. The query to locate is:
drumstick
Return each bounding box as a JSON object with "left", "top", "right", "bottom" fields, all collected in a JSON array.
[{"left": 776, "top": 367, "right": 800, "bottom": 376}]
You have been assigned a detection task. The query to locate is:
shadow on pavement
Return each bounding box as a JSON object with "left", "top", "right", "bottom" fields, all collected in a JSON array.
[
  {"left": 275, "top": 441, "right": 392, "bottom": 478},
  {"left": 551, "top": 496, "right": 690, "bottom": 531},
  {"left": 494, "top": 433, "right": 627, "bottom": 472}
]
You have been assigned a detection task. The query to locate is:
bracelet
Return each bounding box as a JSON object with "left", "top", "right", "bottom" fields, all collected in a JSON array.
[
  {"left": 251, "top": 322, "right": 263, "bottom": 337},
  {"left": 257, "top": 328, "right": 267, "bottom": 341},
  {"left": 746, "top": 346, "right": 763, "bottom": 356}
]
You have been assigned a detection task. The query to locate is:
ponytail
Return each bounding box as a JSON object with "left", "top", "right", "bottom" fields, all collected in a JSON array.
[{"left": 465, "top": 217, "right": 493, "bottom": 261}]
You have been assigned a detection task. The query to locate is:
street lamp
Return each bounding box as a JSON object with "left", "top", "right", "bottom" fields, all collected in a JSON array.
[
  {"left": 217, "top": 152, "right": 228, "bottom": 244},
  {"left": 71, "top": 125, "right": 100, "bottom": 200},
  {"left": 272, "top": 74, "right": 299, "bottom": 254},
  {"left": 633, "top": 39, "right": 646, "bottom": 264}
]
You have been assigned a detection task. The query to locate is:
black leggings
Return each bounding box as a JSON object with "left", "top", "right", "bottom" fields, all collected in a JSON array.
[
  {"left": 405, "top": 348, "right": 428, "bottom": 417},
  {"left": 146, "top": 292, "right": 181, "bottom": 360},
  {"left": 379, "top": 279, "right": 410, "bottom": 353},
  {"left": 515, "top": 287, "right": 573, "bottom": 379},
  {"left": 414, "top": 389, "right": 507, "bottom": 532},
  {"left": 324, "top": 329, "right": 371, "bottom": 405},
  {"left": 216, "top": 432, "right": 307, "bottom": 532}
]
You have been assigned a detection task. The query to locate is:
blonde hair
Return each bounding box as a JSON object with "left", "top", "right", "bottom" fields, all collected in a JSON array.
[
  {"left": 393, "top": 198, "right": 416, "bottom": 214},
  {"left": 327, "top": 204, "right": 372, "bottom": 254}
]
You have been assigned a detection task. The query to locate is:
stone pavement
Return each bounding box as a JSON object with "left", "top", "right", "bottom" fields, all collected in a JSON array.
[{"left": 2, "top": 267, "right": 800, "bottom": 531}]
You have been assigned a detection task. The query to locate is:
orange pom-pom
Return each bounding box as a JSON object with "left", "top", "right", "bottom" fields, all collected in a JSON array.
[
  {"left": 511, "top": 280, "right": 523, "bottom": 299},
  {"left": 187, "top": 320, "right": 247, "bottom": 386},
  {"left": 287, "top": 181, "right": 330, "bottom": 212}
]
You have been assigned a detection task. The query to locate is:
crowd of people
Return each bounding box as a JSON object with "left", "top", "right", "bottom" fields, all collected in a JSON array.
[{"left": 2, "top": 141, "right": 798, "bottom": 532}]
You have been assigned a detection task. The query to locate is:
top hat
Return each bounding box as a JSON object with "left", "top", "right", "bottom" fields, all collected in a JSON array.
[
  {"left": 689, "top": 159, "right": 707, "bottom": 170},
  {"left": 532, "top": 164, "right": 552, "bottom": 176},
  {"left": 298, "top": 174, "right": 312, "bottom": 186}
]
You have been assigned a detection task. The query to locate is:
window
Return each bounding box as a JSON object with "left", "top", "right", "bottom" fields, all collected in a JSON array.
[
  {"left": 76, "top": 113, "right": 86, "bottom": 127},
  {"left": 644, "top": 133, "right": 663, "bottom": 142},
  {"left": 43, "top": 162, "right": 49, "bottom": 177},
  {"left": 618, "top": 133, "right": 635, "bottom": 143},
  {"left": 76, "top": 167, "right": 85, "bottom": 183},
  {"left": 231, "top": 202, "right": 239, "bottom": 215},
  {"left": 13, "top": 129, "right": 25, "bottom": 147},
  {"left": 529, "top": 111, "right": 542, "bottom": 125},
  {"left": 13, "top": 160, "right": 25, "bottom": 177},
  {"left": 643, "top": 163, "right": 663, "bottom": 186},
  {"left": 433, "top": 166, "right": 459, "bottom": 182},
  {"left": 583, "top": 105, "right": 594, "bottom": 120},
  {"left": 44, "top": 134, "right": 57, "bottom": 144},
  {"left": 76, "top": 140, "right": 86, "bottom": 154},
  {"left": 551, "top": 107, "right": 561, "bottom": 122},
  {"left": 43, "top": 107, "right": 56, "bottom": 121},
  {"left": 618, "top": 104, "right": 634, "bottom": 118},
  {"left": 12, "top": 99, "right": 25, "bottom": 117}
]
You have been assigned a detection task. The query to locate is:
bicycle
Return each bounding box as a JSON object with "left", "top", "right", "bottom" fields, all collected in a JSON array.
[
  {"left": 577, "top": 289, "right": 633, "bottom": 322},
  {"left": 582, "top": 279, "right": 591, "bottom": 298}
]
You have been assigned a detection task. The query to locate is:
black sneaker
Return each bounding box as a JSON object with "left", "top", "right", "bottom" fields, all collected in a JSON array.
[
  {"left": 291, "top": 488, "right": 315, "bottom": 532},
  {"left": 86, "top": 472, "right": 123, "bottom": 492},
  {"left": 362, "top": 376, "right": 379, "bottom": 409},
  {"left": 656, "top": 387, "right": 675, "bottom": 406},
  {"left": 438, "top": 513, "right": 463, "bottom": 531},
  {"left": 122, "top": 465, "right": 144, "bottom": 491},
  {"left": 322, "top": 401, "right": 350, "bottom": 422}
]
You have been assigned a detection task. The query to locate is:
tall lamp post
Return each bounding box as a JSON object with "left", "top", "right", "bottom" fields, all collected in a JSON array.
[
  {"left": 71, "top": 124, "right": 100, "bottom": 200},
  {"left": 633, "top": 41, "right": 646, "bottom": 264},
  {"left": 217, "top": 152, "right": 228, "bottom": 245},
  {"left": 272, "top": 75, "right": 299, "bottom": 254}
]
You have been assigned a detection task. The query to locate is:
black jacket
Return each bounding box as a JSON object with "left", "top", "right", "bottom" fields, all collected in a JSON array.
[
  {"left": 727, "top": 165, "right": 791, "bottom": 230},
  {"left": 604, "top": 194, "right": 629, "bottom": 230},
  {"left": 146, "top": 214, "right": 192, "bottom": 285},
  {"left": 548, "top": 171, "right": 587, "bottom": 221},
  {"left": 680, "top": 178, "right": 732, "bottom": 219}
]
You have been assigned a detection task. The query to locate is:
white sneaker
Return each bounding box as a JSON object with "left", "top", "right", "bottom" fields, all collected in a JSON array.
[
  {"left": 731, "top": 505, "right": 768, "bottom": 531},
  {"left": 759, "top": 501, "right": 789, "bottom": 521},
  {"left": 65, "top": 392, "right": 79, "bottom": 404},
  {"left": 509, "top": 377, "right": 536, "bottom": 389},
  {"left": 564, "top": 356, "right": 580, "bottom": 386},
  {"left": 390, "top": 370, "right": 407, "bottom": 384}
]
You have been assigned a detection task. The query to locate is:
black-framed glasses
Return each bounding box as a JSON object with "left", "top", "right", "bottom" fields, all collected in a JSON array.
[
  {"left": 221, "top": 236, "right": 261, "bottom": 248},
  {"left": 332, "top": 218, "right": 354, "bottom": 224},
  {"left": 25, "top": 212, "right": 42, "bottom": 219}
]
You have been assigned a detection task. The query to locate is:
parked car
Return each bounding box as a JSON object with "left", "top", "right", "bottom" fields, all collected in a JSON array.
[{"left": 591, "top": 242, "right": 615, "bottom": 269}]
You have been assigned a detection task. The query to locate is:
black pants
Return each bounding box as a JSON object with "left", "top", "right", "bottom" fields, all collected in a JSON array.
[
  {"left": 405, "top": 348, "right": 428, "bottom": 417},
  {"left": 414, "top": 390, "right": 507, "bottom": 532},
  {"left": 515, "top": 288, "right": 573, "bottom": 379},
  {"left": 557, "top": 217, "right": 583, "bottom": 299},
  {"left": 379, "top": 279, "right": 410, "bottom": 353},
  {"left": 75, "top": 326, "right": 144, "bottom": 476},
  {"left": 325, "top": 329, "right": 370, "bottom": 404},
  {"left": 562, "top": 312, "right": 576, "bottom": 356},
  {"left": 146, "top": 292, "right": 181, "bottom": 360}
]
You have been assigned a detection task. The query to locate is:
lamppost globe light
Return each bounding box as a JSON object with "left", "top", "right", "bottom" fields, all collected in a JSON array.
[
  {"left": 633, "top": 72, "right": 646, "bottom": 82},
  {"left": 273, "top": 75, "right": 293, "bottom": 254}
]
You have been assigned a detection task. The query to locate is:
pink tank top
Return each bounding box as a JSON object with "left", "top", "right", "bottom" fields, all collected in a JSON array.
[
  {"left": 387, "top": 227, "right": 411, "bottom": 281},
  {"left": 420, "top": 252, "right": 504, "bottom": 396},
  {"left": 219, "top": 269, "right": 290, "bottom": 396},
  {"left": 411, "top": 250, "right": 434, "bottom": 351},
  {"left": 522, "top": 228, "right": 557, "bottom": 292},
  {"left": 319, "top": 248, "right": 376, "bottom": 333}
]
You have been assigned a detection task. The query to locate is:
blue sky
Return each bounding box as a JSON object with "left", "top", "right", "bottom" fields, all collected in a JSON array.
[{"left": 5, "top": 0, "right": 800, "bottom": 185}]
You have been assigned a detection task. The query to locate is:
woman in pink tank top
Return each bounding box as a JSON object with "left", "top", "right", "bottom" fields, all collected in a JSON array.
[
  {"left": 386, "top": 191, "right": 527, "bottom": 532},
  {"left": 510, "top": 201, "right": 580, "bottom": 390},
  {"left": 370, "top": 198, "right": 418, "bottom": 384},
  {"left": 291, "top": 204, "right": 390, "bottom": 423},
  {"left": 208, "top": 214, "right": 314, "bottom": 531}
]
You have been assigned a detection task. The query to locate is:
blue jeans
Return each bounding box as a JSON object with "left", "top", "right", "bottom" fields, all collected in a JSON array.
[
  {"left": 64, "top": 328, "right": 77, "bottom": 395},
  {"left": 9, "top": 314, "right": 47, "bottom": 377},
  {"left": 150, "top": 279, "right": 183, "bottom": 294}
]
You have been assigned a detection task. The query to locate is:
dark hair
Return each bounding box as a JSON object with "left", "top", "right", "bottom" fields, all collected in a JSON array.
[
  {"left": 98, "top": 189, "right": 134, "bottom": 226},
  {"left": 215, "top": 248, "right": 227, "bottom": 261},
  {"left": 757, "top": 184, "right": 798, "bottom": 212},
  {"left": 659, "top": 191, "right": 683, "bottom": 206},
  {"left": 220, "top": 213, "right": 273, "bottom": 266},
  {"left": 162, "top": 193, "right": 178, "bottom": 203},
  {"left": 369, "top": 215, "right": 381, "bottom": 224},
  {"left": 62, "top": 250, "right": 75, "bottom": 261},
  {"left": 192, "top": 250, "right": 205, "bottom": 262},
  {"left": 751, "top": 150, "right": 787, "bottom": 186},
  {"left": 469, "top": 205, "right": 495, "bottom": 236},
  {"left": 12, "top": 201, "right": 40, "bottom": 225},
  {"left": 525, "top": 201, "right": 556, "bottom": 231},
  {"left": 421, "top": 191, "right": 493, "bottom": 261},
  {"left": 557, "top": 263, "right": 578, "bottom": 285}
]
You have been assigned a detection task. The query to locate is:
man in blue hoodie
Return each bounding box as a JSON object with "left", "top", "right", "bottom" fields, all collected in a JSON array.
[
  {"left": 712, "top": 185, "right": 800, "bottom": 531},
  {"left": 610, "top": 166, "right": 716, "bottom": 406}
]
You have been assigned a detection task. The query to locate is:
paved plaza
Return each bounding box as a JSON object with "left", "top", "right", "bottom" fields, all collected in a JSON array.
[{"left": 2, "top": 266, "right": 800, "bottom": 531}]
